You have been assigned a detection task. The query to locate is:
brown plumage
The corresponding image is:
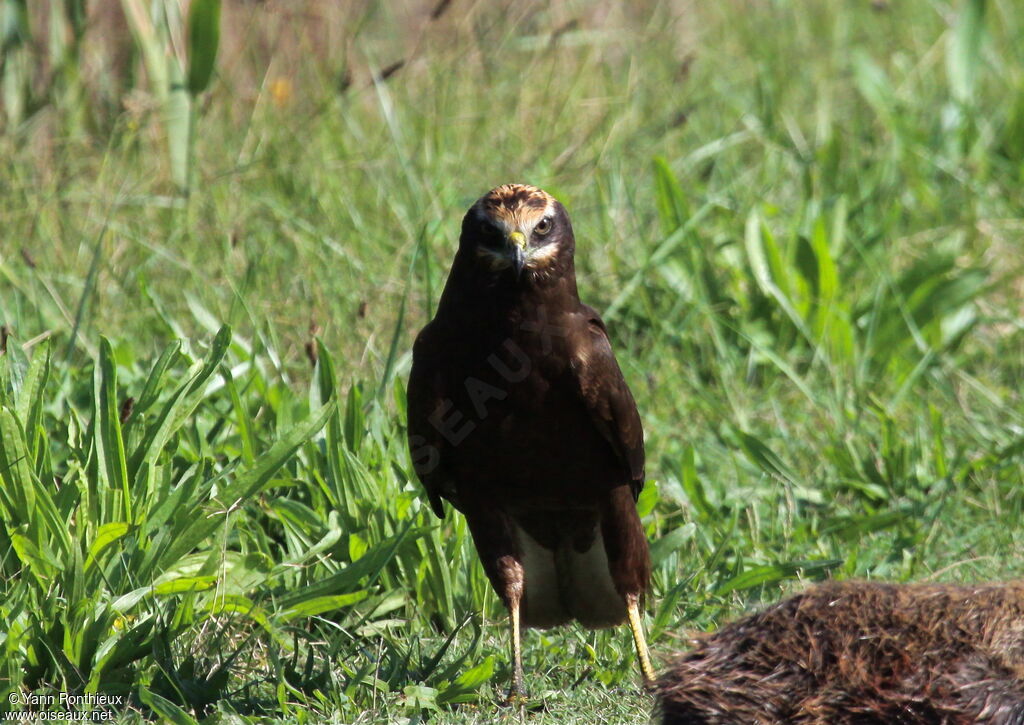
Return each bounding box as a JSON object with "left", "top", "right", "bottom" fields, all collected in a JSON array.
[
  {"left": 406, "top": 183, "right": 654, "bottom": 698},
  {"left": 657, "top": 580, "right": 1024, "bottom": 725}
]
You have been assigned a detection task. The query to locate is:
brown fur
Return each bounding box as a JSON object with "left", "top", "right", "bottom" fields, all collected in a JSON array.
[{"left": 657, "top": 580, "right": 1024, "bottom": 725}]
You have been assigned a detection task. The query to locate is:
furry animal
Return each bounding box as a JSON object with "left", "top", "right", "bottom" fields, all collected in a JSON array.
[{"left": 657, "top": 580, "right": 1024, "bottom": 724}]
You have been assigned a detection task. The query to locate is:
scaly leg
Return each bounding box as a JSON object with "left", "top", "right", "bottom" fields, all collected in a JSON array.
[
  {"left": 600, "top": 488, "right": 655, "bottom": 689},
  {"left": 460, "top": 498, "right": 528, "bottom": 704},
  {"left": 507, "top": 592, "right": 526, "bottom": 703},
  {"left": 626, "top": 592, "right": 655, "bottom": 688}
]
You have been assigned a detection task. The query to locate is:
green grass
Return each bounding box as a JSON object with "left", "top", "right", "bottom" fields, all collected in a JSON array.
[{"left": 2, "top": 0, "right": 1024, "bottom": 722}]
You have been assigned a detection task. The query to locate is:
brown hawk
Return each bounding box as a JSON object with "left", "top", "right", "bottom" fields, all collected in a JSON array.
[{"left": 407, "top": 183, "right": 654, "bottom": 699}]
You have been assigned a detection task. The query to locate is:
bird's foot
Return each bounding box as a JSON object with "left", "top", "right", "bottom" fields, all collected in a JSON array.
[{"left": 502, "top": 686, "right": 528, "bottom": 708}]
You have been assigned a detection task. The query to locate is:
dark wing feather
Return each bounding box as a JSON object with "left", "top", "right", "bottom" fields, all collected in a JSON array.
[
  {"left": 572, "top": 305, "right": 645, "bottom": 499},
  {"left": 407, "top": 322, "right": 450, "bottom": 518}
]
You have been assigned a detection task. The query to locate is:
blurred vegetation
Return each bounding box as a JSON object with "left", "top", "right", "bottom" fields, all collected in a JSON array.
[{"left": 1, "top": 0, "right": 1024, "bottom": 722}]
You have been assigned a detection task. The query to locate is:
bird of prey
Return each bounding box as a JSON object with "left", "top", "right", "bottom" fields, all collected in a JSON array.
[{"left": 406, "top": 183, "right": 654, "bottom": 699}]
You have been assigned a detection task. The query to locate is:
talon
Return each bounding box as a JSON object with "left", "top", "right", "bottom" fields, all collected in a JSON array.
[{"left": 502, "top": 690, "right": 528, "bottom": 708}]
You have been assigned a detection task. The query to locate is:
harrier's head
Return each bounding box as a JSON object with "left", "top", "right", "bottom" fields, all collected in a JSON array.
[{"left": 460, "top": 184, "right": 574, "bottom": 281}]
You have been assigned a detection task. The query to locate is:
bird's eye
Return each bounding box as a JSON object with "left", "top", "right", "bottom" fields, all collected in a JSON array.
[{"left": 534, "top": 218, "right": 552, "bottom": 236}]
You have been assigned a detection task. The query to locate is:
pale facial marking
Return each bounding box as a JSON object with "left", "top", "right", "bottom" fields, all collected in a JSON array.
[
  {"left": 524, "top": 242, "right": 559, "bottom": 267},
  {"left": 480, "top": 201, "right": 553, "bottom": 239},
  {"left": 472, "top": 184, "right": 560, "bottom": 272},
  {"left": 474, "top": 193, "right": 553, "bottom": 237}
]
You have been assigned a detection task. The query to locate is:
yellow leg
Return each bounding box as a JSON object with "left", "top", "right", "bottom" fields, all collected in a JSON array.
[
  {"left": 626, "top": 593, "right": 656, "bottom": 689},
  {"left": 506, "top": 596, "right": 526, "bottom": 703}
]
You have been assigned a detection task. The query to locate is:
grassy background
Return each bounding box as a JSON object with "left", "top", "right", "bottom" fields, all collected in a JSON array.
[{"left": 2, "top": 0, "right": 1024, "bottom": 722}]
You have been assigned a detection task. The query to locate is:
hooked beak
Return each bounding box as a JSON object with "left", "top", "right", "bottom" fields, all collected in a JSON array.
[{"left": 507, "top": 231, "right": 527, "bottom": 278}]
